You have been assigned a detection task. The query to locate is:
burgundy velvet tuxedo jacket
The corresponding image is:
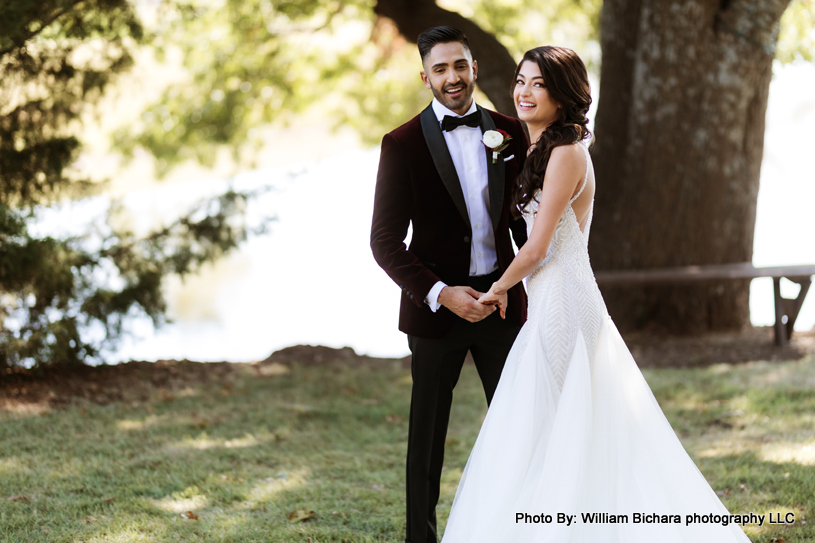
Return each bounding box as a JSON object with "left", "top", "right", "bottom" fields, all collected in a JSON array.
[{"left": 371, "top": 103, "right": 530, "bottom": 339}]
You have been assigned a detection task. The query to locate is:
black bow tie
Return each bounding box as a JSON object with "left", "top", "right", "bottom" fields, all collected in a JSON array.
[{"left": 441, "top": 110, "right": 481, "bottom": 132}]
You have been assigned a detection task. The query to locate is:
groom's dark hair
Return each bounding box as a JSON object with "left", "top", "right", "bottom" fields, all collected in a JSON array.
[{"left": 417, "top": 26, "right": 471, "bottom": 61}]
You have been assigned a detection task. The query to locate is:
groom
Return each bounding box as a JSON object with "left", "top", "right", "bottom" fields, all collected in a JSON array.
[{"left": 370, "top": 26, "right": 529, "bottom": 543}]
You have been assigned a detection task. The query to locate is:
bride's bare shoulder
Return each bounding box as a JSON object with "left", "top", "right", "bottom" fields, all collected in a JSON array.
[
  {"left": 547, "top": 143, "right": 587, "bottom": 175},
  {"left": 550, "top": 142, "right": 585, "bottom": 161},
  {"left": 528, "top": 142, "right": 584, "bottom": 158}
]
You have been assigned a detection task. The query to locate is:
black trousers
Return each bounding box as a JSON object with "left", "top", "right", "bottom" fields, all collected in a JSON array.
[{"left": 405, "top": 271, "right": 522, "bottom": 543}]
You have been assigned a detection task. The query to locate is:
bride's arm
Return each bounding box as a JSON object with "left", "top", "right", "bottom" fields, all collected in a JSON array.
[{"left": 480, "top": 144, "right": 585, "bottom": 311}]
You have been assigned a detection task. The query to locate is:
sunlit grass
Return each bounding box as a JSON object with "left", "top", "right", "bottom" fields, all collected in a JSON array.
[{"left": 0, "top": 353, "right": 813, "bottom": 542}]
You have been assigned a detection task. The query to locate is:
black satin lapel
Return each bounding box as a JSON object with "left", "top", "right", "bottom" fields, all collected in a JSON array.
[
  {"left": 479, "top": 106, "right": 505, "bottom": 229},
  {"left": 420, "top": 105, "right": 470, "bottom": 226}
]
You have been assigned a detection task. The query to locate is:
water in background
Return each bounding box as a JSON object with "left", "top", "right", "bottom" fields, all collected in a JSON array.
[{"left": 41, "top": 63, "right": 815, "bottom": 362}]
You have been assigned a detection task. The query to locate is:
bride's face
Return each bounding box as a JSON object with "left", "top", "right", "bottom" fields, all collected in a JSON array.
[{"left": 513, "top": 61, "right": 560, "bottom": 127}]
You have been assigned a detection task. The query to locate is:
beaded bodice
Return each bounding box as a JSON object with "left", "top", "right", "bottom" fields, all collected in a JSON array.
[{"left": 518, "top": 143, "right": 607, "bottom": 389}]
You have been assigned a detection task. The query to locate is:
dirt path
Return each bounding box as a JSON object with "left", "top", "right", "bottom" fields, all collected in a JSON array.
[{"left": 2, "top": 326, "right": 812, "bottom": 412}]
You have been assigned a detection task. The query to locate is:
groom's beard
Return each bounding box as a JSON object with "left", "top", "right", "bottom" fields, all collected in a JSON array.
[{"left": 430, "top": 79, "right": 476, "bottom": 113}]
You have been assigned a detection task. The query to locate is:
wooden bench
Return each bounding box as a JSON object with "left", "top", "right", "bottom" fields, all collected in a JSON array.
[{"left": 594, "top": 263, "right": 815, "bottom": 346}]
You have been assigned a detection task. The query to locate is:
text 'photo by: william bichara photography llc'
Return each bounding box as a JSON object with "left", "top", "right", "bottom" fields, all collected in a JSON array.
[{"left": 515, "top": 511, "right": 797, "bottom": 527}]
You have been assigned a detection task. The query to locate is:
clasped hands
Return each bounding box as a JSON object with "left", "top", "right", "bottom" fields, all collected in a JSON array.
[{"left": 438, "top": 283, "right": 508, "bottom": 323}]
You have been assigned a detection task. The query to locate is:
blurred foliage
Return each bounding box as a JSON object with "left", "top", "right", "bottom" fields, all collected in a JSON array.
[
  {"left": 114, "top": 0, "right": 379, "bottom": 174},
  {"left": 0, "top": 0, "right": 266, "bottom": 368},
  {"left": 777, "top": 0, "right": 815, "bottom": 62},
  {"left": 0, "top": 0, "right": 142, "bottom": 206},
  {"left": 120, "top": 0, "right": 815, "bottom": 162},
  {"left": 117, "top": 0, "right": 603, "bottom": 158},
  {"left": 437, "top": 0, "right": 602, "bottom": 65}
]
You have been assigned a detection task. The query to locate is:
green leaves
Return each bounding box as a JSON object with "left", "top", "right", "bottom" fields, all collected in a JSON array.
[
  {"left": 117, "top": 0, "right": 388, "bottom": 172},
  {"left": 0, "top": 188, "right": 269, "bottom": 368},
  {"left": 777, "top": 0, "right": 815, "bottom": 63},
  {"left": 0, "top": 2, "right": 267, "bottom": 368},
  {"left": 116, "top": 0, "right": 610, "bottom": 164},
  {"left": 0, "top": 0, "right": 142, "bottom": 208}
]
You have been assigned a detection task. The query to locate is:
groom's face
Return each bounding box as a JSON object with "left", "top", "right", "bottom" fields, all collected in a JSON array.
[{"left": 420, "top": 42, "right": 477, "bottom": 116}]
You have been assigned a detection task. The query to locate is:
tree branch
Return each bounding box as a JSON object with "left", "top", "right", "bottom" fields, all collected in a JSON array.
[
  {"left": 0, "top": 0, "right": 86, "bottom": 60},
  {"left": 374, "top": 0, "right": 518, "bottom": 115}
]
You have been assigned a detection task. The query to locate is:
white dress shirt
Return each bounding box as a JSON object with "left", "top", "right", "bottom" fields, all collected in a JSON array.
[{"left": 425, "top": 99, "right": 499, "bottom": 312}]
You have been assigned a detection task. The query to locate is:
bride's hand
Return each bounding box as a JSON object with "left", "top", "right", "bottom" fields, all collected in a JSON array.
[{"left": 478, "top": 284, "right": 508, "bottom": 319}]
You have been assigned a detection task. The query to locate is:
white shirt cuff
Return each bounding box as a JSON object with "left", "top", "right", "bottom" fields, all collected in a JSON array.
[{"left": 424, "top": 281, "right": 447, "bottom": 313}]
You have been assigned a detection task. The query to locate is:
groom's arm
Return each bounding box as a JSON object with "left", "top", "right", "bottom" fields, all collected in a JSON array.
[{"left": 371, "top": 132, "right": 440, "bottom": 308}]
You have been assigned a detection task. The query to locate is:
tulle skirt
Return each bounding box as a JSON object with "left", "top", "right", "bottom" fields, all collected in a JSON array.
[{"left": 440, "top": 317, "right": 752, "bottom": 543}]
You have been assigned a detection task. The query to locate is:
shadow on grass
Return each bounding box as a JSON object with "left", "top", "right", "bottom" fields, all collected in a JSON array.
[
  {"left": 2, "top": 353, "right": 814, "bottom": 542},
  {"left": 693, "top": 451, "right": 814, "bottom": 543}
]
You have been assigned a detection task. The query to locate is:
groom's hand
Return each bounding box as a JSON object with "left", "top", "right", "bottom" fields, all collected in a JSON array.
[{"left": 438, "top": 286, "right": 496, "bottom": 323}]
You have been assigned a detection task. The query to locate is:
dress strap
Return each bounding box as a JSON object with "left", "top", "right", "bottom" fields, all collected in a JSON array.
[{"left": 569, "top": 143, "right": 590, "bottom": 205}]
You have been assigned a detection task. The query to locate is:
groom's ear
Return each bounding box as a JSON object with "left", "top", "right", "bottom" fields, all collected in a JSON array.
[
  {"left": 420, "top": 70, "right": 431, "bottom": 89},
  {"left": 472, "top": 59, "right": 478, "bottom": 80}
]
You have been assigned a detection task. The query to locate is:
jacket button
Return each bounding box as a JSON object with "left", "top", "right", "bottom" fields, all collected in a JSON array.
[{"left": 464, "top": 236, "right": 470, "bottom": 243}]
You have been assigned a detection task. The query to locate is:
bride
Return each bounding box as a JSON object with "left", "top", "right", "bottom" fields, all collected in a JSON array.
[{"left": 439, "top": 46, "right": 752, "bottom": 542}]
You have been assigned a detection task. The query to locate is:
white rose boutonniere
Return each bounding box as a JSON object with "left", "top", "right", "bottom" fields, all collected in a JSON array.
[{"left": 481, "top": 129, "right": 513, "bottom": 164}]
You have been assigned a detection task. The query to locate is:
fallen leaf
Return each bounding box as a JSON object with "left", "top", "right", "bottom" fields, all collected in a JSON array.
[
  {"left": 257, "top": 362, "right": 290, "bottom": 376},
  {"left": 6, "top": 495, "right": 30, "bottom": 501},
  {"left": 289, "top": 404, "right": 313, "bottom": 414},
  {"left": 102, "top": 497, "right": 115, "bottom": 502},
  {"left": 82, "top": 515, "right": 96, "bottom": 523},
  {"left": 185, "top": 511, "right": 199, "bottom": 520},
  {"left": 288, "top": 509, "right": 316, "bottom": 522}
]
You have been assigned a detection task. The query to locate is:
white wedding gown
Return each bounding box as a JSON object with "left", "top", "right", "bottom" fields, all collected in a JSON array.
[{"left": 440, "top": 144, "right": 752, "bottom": 542}]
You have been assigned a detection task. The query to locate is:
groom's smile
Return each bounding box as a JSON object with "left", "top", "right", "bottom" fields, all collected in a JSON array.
[
  {"left": 444, "top": 84, "right": 465, "bottom": 98},
  {"left": 420, "top": 41, "right": 477, "bottom": 116}
]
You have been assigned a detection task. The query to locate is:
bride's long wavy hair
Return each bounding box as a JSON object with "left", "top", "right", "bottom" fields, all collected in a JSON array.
[{"left": 511, "top": 46, "right": 593, "bottom": 217}]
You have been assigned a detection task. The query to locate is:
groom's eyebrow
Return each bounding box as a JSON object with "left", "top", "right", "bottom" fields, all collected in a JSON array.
[{"left": 431, "top": 58, "right": 469, "bottom": 69}]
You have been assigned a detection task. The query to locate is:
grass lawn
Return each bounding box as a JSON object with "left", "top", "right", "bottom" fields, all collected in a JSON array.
[{"left": 1, "top": 350, "right": 813, "bottom": 542}]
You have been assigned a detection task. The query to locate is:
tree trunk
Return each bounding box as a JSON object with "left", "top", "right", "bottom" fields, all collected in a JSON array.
[
  {"left": 590, "top": 0, "right": 790, "bottom": 333},
  {"left": 374, "top": 0, "right": 517, "bottom": 115}
]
